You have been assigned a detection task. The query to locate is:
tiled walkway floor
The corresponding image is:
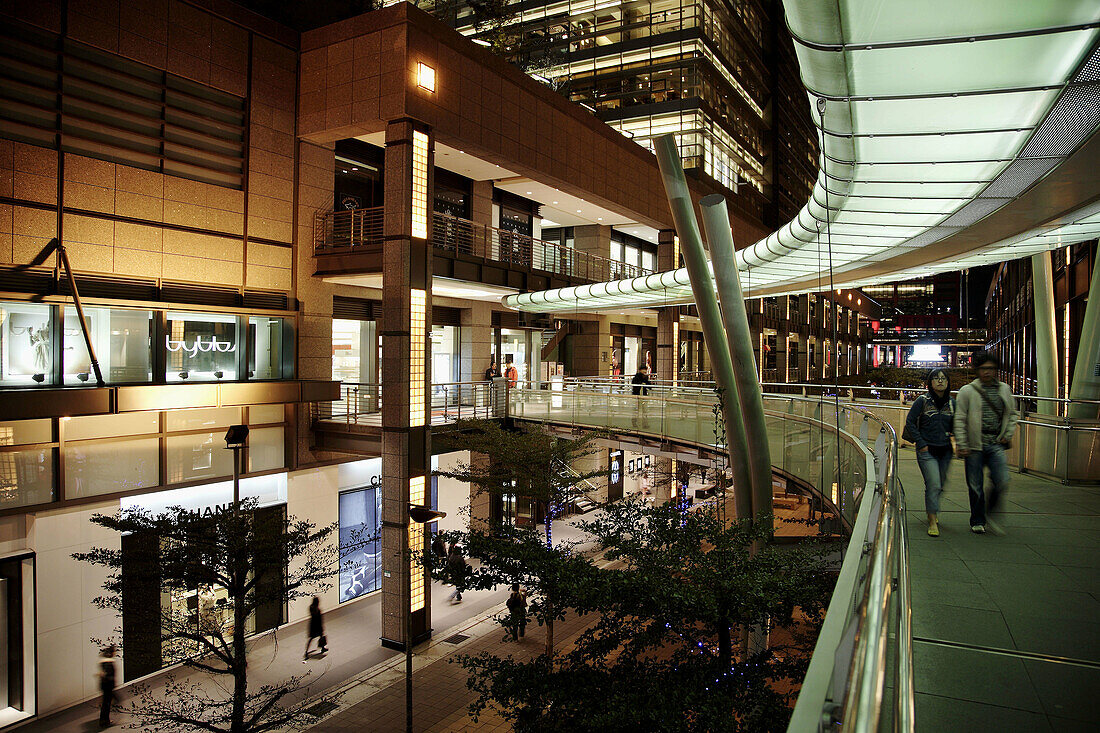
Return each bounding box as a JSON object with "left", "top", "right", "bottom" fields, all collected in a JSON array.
[{"left": 900, "top": 457, "right": 1100, "bottom": 732}]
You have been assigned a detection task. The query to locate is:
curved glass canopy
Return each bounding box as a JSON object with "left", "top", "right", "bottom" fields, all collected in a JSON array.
[{"left": 505, "top": 0, "right": 1100, "bottom": 313}]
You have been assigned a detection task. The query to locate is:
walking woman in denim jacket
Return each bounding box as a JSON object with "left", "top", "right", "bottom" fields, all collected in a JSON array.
[{"left": 905, "top": 369, "right": 955, "bottom": 536}]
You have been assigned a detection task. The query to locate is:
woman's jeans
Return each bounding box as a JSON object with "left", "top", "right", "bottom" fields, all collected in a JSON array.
[
  {"left": 964, "top": 443, "right": 1010, "bottom": 527},
  {"left": 916, "top": 449, "right": 953, "bottom": 514}
]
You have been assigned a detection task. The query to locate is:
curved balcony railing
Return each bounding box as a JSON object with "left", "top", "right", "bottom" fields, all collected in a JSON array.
[
  {"left": 508, "top": 386, "right": 912, "bottom": 731},
  {"left": 314, "top": 208, "right": 652, "bottom": 282}
]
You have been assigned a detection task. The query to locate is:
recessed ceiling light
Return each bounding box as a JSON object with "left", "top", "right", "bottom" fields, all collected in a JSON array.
[
  {"left": 526, "top": 191, "right": 532, "bottom": 194},
  {"left": 597, "top": 217, "right": 603, "bottom": 221},
  {"left": 577, "top": 209, "right": 582, "bottom": 213},
  {"left": 553, "top": 201, "right": 558, "bottom": 204}
]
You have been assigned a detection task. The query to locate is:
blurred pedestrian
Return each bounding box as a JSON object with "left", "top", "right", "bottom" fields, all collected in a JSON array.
[
  {"left": 304, "top": 596, "right": 327, "bottom": 661},
  {"left": 432, "top": 533, "right": 447, "bottom": 561},
  {"left": 905, "top": 369, "right": 955, "bottom": 537},
  {"left": 98, "top": 644, "right": 117, "bottom": 728},
  {"left": 955, "top": 352, "right": 1018, "bottom": 535},
  {"left": 631, "top": 365, "right": 651, "bottom": 426},
  {"left": 447, "top": 545, "right": 468, "bottom": 603},
  {"left": 506, "top": 583, "right": 527, "bottom": 641}
]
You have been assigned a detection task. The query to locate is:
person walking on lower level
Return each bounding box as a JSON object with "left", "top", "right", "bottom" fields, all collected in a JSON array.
[
  {"left": 954, "top": 352, "right": 1018, "bottom": 535},
  {"left": 905, "top": 369, "right": 955, "bottom": 537},
  {"left": 447, "top": 545, "right": 468, "bottom": 603},
  {"left": 98, "top": 644, "right": 117, "bottom": 729},
  {"left": 506, "top": 583, "right": 527, "bottom": 641},
  {"left": 304, "top": 596, "right": 327, "bottom": 661}
]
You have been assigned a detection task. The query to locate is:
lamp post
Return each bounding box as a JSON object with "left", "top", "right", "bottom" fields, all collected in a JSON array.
[
  {"left": 405, "top": 503, "right": 445, "bottom": 733},
  {"left": 224, "top": 425, "right": 249, "bottom": 510}
]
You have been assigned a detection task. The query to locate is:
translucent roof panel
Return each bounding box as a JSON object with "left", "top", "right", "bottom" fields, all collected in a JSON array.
[
  {"left": 502, "top": 1, "right": 1100, "bottom": 314},
  {"left": 834, "top": 0, "right": 1100, "bottom": 46}
]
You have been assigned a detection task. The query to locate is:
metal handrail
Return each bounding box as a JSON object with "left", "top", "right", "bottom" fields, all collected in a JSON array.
[
  {"left": 313, "top": 208, "right": 653, "bottom": 282},
  {"left": 507, "top": 386, "right": 910, "bottom": 728}
]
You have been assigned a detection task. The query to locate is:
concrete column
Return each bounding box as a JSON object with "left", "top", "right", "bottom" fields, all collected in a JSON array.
[
  {"left": 1032, "top": 251, "right": 1059, "bottom": 415},
  {"left": 573, "top": 223, "right": 611, "bottom": 258},
  {"left": 776, "top": 332, "right": 789, "bottom": 383},
  {"left": 1069, "top": 256, "right": 1100, "bottom": 418},
  {"left": 657, "top": 230, "right": 679, "bottom": 385},
  {"left": 657, "top": 309, "right": 678, "bottom": 385},
  {"left": 459, "top": 301, "right": 493, "bottom": 383},
  {"left": 470, "top": 180, "right": 493, "bottom": 227},
  {"left": 572, "top": 318, "right": 609, "bottom": 376},
  {"left": 380, "top": 120, "right": 433, "bottom": 650}
]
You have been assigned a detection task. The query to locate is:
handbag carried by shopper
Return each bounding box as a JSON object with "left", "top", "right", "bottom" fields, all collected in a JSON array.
[{"left": 975, "top": 386, "right": 1012, "bottom": 449}]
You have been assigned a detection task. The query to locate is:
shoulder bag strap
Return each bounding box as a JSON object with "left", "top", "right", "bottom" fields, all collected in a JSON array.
[{"left": 975, "top": 386, "right": 1004, "bottom": 423}]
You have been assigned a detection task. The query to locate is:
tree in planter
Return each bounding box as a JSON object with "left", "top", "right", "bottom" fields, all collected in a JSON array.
[
  {"left": 455, "top": 497, "right": 834, "bottom": 731},
  {"left": 434, "top": 419, "right": 608, "bottom": 548},
  {"left": 73, "top": 498, "right": 337, "bottom": 733},
  {"left": 436, "top": 521, "right": 603, "bottom": 658}
]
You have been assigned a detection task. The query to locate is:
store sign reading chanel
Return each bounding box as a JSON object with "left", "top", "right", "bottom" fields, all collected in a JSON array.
[{"left": 165, "top": 335, "right": 236, "bottom": 357}]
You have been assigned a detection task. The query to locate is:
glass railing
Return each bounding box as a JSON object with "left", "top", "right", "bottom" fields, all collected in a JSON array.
[{"left": 508, "top": 385, "right": 913, "bottom": 731}]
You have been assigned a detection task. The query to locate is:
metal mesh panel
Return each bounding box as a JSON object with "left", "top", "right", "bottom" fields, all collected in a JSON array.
[
  {"left": 1021, "top": 84, "right": 1100, "bottom": 158},
  {"left": 1074, "top": 44, "right": 1100, "bottom": 83},
  {"left": 981, "top": 158, "right": 1060, "bottom": 198},
  {"left": 897, "top": 226, "right": 959, "bottom": 249},
  {"left": 940, "top": 197, "right": 1011, "bottom": 228}
]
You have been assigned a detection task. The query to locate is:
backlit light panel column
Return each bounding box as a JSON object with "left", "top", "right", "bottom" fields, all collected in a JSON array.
[
  {"left": 409, "top": 476, "right": 426, "bottom": 612},
  {"left": 411, "top": 131, "right": 429, "bottom": 239},
  {"left": 410, "top": 289, "right": 426, "bottom": 426}
]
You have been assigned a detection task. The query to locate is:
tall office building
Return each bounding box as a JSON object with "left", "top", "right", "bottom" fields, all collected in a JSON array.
[{"left": 426, "top": 0, "right": 816, "bottom": 230}]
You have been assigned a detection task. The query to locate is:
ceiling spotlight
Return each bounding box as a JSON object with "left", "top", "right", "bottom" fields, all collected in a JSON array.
[{"left": 553, "top": 201, "right": 558, "bottom": 204}]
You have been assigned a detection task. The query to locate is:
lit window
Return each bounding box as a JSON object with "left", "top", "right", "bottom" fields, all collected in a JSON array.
[
  {"left": 409, "top": 289, "right": 426, "bottom": 427},
  {"left": 416, "top": 62, "right": 435, "bottom": 93},
  {"left": 411, "top": 131, "right": 429, "bottom": 239},
  {"left": 409, "top": 476, "right": 426, "bottom": 612}
]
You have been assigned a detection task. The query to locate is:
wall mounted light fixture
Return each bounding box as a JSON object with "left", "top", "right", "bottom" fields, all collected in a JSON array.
[{"left": 416, "top": 62, "right": 435, "bottom": 92}]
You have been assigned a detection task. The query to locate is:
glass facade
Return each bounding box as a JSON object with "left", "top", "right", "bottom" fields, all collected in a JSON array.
[
  {"left": 1, "top": 302, "right": 292, "bottom": 387},
  {"left": 0, "top": 301, "right": 53, "bottom": 385},
  {"left": 166, "top": 311, "right": 239, "bottom": 382},
  {"left": 339, "top": 485, "right": 382, "bottom": 603},
  {"left": 63, "top": 307, "right": 153, "bottom": 384}
]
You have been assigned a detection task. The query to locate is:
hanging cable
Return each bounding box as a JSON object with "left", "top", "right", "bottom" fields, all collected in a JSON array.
[{"left": 816, "top": 96, "right": 843, "bottom": 504}]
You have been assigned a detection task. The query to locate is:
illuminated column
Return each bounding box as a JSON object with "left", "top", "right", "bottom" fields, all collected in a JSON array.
[
  {"left": 1031, "top": 252, "right": 1059, "bottom": 416},
  {"left": 656, "top": 230, "right": 679, "bottom": 385},
  {"left": 380, "top": 119, "right": 434, "bottom": 650},
  {"left": 1069, "top": 258, "right": 1100, "bottom": 418}
]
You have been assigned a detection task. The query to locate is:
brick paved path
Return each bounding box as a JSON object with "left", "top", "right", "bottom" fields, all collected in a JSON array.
[{"left": 308, "top": 607, "right": 595, "bottom": 733}]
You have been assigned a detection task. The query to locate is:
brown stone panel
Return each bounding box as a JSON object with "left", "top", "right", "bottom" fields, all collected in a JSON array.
[
  {"left": 12, "top": 206, "right": 56, "bottom": 265},
  {"left": 0, "top": 203, "right": 12, "bottom": 264},
  {"left": 67, "top": 0, "right": 120, "bottom": 54},
  {"left": 118, "top": 30, "right": 168, "bottom": 69},
  {"left": 0, "top": 1, "right": 62, "bottom": 32},
  {"left": 13, "top": 142, "right": 58, "bottom": 206}
]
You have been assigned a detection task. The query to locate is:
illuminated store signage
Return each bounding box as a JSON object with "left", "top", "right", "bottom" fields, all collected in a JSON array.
[{"left": 165, "top": 335, "right": 236, "bottom": 357}]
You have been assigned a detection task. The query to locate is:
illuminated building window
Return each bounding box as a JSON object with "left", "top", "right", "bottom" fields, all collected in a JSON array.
[
  {"left": 411, "top": 131, "right": 429, "bottom": 239},
  {"left": 409, "top": 476, "right": 426, "bottom": 612},
  {"left": 416, "top": 62, "right": 435, "bottom": 93},
  {"left": 409, "top": 289, "right": 426, "bottom": 427}
]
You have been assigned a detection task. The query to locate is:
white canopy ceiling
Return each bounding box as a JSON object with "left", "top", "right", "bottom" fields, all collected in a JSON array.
[{"left": 504, "top": 0, "right": 1100, "bottom": 313}]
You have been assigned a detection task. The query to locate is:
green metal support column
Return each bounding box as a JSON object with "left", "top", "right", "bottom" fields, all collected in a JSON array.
[
  {"left": 1069, "top": 256, "right": 1100, "bottom": 419},
  {"left": 699, "top": 194, "right": 773, "bottom": 530},
  {"left": 1032, "top": 251, "right": 1059, "bottom": 416},
  {"left": 654, "top": 135, "right": 753, "bottom": 520}
]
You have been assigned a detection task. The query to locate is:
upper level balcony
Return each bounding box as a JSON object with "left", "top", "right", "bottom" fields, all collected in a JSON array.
[{"left": 313, "top": 208, "right": 653, "bottom": 291}]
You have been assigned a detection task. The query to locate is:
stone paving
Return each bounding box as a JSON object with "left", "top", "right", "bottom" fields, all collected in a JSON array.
[{"left": 898, "top": 455, "right": 1100, "bottom": 732}]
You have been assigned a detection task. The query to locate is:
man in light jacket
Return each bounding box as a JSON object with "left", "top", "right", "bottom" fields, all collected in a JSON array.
[{"left": 954, "top": 352, "right": 1018, "bottom": 535}]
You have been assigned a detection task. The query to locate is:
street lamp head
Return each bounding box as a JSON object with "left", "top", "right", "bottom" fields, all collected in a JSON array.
[
  {"left": 408, "top": 504, "right": 446, "bottom": 524},
  {"left": 224, "top": 424, "right": 249, "bottom": 449}
]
